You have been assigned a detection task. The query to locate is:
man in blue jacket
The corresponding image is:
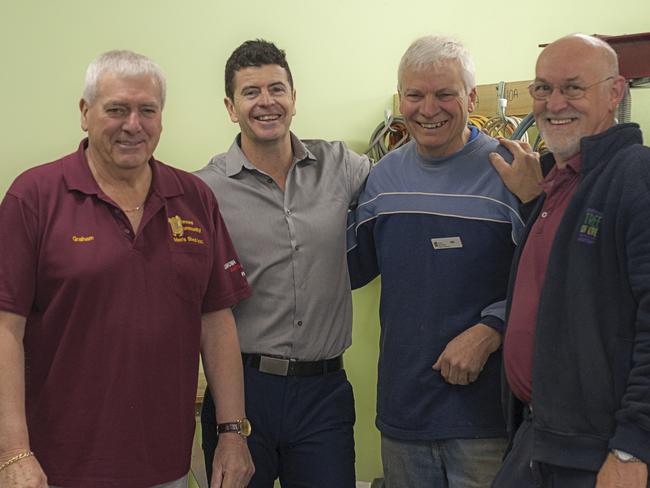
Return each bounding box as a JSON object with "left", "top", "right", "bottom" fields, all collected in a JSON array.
[
  {"left": 490, "top": 33, "right": 649, "bottom": 487},
  {"left": 347, "top": 35, "right": 523, "bottom": 487}
]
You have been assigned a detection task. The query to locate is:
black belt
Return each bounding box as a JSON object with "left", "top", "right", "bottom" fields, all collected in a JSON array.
[{"left": 242, "top": 353, "right": 343, "bottom": 377}]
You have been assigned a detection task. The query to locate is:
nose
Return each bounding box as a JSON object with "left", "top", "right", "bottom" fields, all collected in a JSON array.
[
  {"left": 545, "top": 86, "right": 569, "bottom": 113},
  {"left": 420, "top": 94, "right": 439, "bottom": 117},
  {"left": 258, "top": 89, "right": 273, "bottom": 106},
  {"left": 122, "top": 111, "right": 143, "bottom": 133}
]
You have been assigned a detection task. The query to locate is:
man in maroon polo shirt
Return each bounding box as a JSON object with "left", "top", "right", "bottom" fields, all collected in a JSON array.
[
  {"left": 0, "top": 50, "right": 254, "bottom": 488},
  {"left": 489, "top": 34, "right": 650, "bottom": 487}
]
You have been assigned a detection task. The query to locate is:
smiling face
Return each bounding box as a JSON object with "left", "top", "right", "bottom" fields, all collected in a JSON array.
[
  {"left": 398, "top": 59, "right": 476, "bottom": 159},
  {"left": 80, "top": 72, "right": 163, "bottom": 173},
  {"left": 225, "top": 64, "right": 295, "bottom": 148},
  {"left": 533, "top": 36, "right": 624, "bottom": 165}
]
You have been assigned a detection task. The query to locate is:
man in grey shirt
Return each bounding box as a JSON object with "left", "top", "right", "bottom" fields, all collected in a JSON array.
[{"left": 195, "top": 39, "right": 371, "bottom": 488}]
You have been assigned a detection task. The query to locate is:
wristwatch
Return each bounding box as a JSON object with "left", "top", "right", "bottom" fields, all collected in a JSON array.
[
  {"left": 217, "top": 418, "right": 252, "bottom": 438},
  {"left": 612, "top": 449, "right": 641, "bottom": 463}
]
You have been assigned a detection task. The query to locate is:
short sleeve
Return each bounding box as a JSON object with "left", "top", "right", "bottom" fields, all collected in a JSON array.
[
  {"left": 201, "top": 197, "right": 251, "bottom": 313},
  {"left": 0, "top": 192, "right": 38, "bottom": 317}
]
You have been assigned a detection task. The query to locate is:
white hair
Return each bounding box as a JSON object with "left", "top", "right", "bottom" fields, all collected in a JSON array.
[
  {"left": 398, "top": 35, "right": 476, "bottom": 93},
  {"left": 82, "top": 50, "right": 166, "bottom": 107}
]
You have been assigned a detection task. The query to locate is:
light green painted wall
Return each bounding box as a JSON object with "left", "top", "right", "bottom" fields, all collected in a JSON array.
[{"left": 3, "top": 0, "right": 650, "bottom": 482}]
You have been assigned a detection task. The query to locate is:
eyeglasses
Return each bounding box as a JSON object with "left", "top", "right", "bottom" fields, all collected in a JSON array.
[{"left": 528, "top": 76, "right": 614, "bottom": 101}]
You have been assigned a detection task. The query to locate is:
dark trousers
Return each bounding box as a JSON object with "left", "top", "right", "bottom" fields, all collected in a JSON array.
[
  {"left": 201, "top": 365, "right": 356, "bottom": 488},
  {"left": 491, "top": 416, "right": 598, "bottom": 488}
]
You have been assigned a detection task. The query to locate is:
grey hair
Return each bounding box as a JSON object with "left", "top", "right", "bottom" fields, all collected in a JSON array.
[
  {"left": 82, "top": 50, "right": 166, "bottom": 107},
  {"left": 398, "top": 35, "right": 476, "bottom": 93}
]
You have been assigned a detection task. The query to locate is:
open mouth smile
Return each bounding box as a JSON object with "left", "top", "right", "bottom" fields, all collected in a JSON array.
[
  {"left": 547, "top": 118, "right": 577, "bottom": 125},
  {"left": 255, "top": 114, "right": 281, "bottom": 122},
  {"left": 418, "top": 120, "right": 448, "bottom": 129}
]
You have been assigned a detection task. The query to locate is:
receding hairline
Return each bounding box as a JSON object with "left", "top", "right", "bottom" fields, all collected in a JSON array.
[{"left": 539, "top": 34, "right": 619, "bottom": 76}]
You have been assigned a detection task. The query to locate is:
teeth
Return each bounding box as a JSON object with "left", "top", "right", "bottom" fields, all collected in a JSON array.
[
  {"left": 257, "top": 115, "right": 280, "bottom": 121},
  {"left": 549, "top": 118, "right": 573, "bottom": 125},
  {"left": 420, "top": 121, "right": 446, "bottom": 129}
]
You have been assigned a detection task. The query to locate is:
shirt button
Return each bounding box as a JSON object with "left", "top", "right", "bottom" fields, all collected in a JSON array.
[
  {"left": 266, "top": 178, "right": 273, "bottom": 184},
  {"left": 286, "top": 209, "right": 292, "bottom": 215},
  {"left": 541, "top": 211, "right": 549, "bottom": 218},
  {"left": 297, "top": 321, "right": 303, "bottom": 326},
  {"left": 294, "top": 245, "right": 299, "bottom": 251}
]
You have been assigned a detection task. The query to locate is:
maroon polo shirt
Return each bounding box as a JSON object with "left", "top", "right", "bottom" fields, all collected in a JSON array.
[
  {"left": 504, "top": 154, "right": 581, "bottom": 404},
  {"left": 0, "top": 140, "right": 251, "bottom": 488}
]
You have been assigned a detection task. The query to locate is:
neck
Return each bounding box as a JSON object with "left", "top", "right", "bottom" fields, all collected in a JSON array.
[
  {"left": 554, "top": 151, "right": 580, "bottom": 170},
  {"left": 240, "top": 135, "right": 294, "bottom": 188},
  {"left": 85, "top": 150, "right": 152, "bottom": 210}
]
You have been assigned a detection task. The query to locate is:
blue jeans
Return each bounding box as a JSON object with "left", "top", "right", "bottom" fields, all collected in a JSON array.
[
  {"left": 202, "top": 367, "right": 356, "bottom": 488},
  {"left": 381, "top": 434, "right": 507, "bottom": 488}
]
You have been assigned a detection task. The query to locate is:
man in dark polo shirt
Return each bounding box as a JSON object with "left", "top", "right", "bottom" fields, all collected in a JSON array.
[
  {"left": 489, "top": 34, "right": 650, "bottom": 487},
  {"left": 0, "top": 50, "right": 253, "bottom": 488},
  {"left": 195, "top": 39, "right": 371, "bottom": 487}
]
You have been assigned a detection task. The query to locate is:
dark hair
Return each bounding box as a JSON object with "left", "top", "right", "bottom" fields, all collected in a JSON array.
[{"left": 225, "top": 39, "right": 293, "bottom": 100}]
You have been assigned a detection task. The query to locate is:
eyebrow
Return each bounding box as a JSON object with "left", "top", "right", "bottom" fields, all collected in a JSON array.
[
  {"left": 103, "top": 100, "right": 160, "bottom": 108},
  {"left": 239, "top": 81, "right": 288, "bottom": 93},
  {"left": 535, "top": 76, "right": 582, "bottom": 83}
]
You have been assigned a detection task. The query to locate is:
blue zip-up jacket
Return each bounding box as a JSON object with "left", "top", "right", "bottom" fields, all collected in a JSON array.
[
  {"left": 503, "top": 123, "right": 650, "bottom": 469},
  {"left": 348, "top": 129, "right": 524, "bottom": 440}
]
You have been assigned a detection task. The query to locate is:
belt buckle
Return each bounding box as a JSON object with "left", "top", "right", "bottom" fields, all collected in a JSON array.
[{"left": 259, "top": 356, "right": 291, "bottom": 376}]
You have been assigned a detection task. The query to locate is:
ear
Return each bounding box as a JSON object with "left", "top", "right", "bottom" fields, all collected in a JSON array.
[
  {"left": 610, "top": 75, "right": 627, "bottom": 111},
  {"left": 224, "top": 97, "right": 238, "bottom": 123},
  {"left": 79, "top": 99, "right": 90, "bottom": 132},
  {"left": 292, "top": 89, "right": 297, "bottom": 116},
  {"left": 467, "top": 87, "right": 477, "bottom": 114},
  {"left": 397, "top": 89, "right": 406, "bottom": 116}
]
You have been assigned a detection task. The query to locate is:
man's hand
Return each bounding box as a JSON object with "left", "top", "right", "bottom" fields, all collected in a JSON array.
[
  {"left": 596, "top": 453, "right": 647, "bottom": 488},
  {"left": 489, "top": 138, "right": 543, "bottom": 203},
  {"left": 0, "top": 455, "right": 47, "bottom": 488},
  {"left": 210, "top": 434, "right": 254, "bottom": 488},
  {"left": 432, "top": 324, "right": 501, "bottom": 385}
]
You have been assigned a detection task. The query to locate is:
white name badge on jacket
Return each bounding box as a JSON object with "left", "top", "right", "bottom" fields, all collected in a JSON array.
[{"left": 431, "top": 237, "right": 463, "bottom": 250}]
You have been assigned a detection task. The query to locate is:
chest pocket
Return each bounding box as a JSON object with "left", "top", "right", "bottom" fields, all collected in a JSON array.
[{"left": 168, "top": 238, "right": 211, "bottom": 305}]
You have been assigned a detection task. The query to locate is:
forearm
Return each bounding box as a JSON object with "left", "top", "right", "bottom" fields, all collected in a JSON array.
[
  {"left": 200, "top": 309, "right": 246, "bottom": 423},
  {"left": 0, "top": 311, "right": 30, "bottom": 462}
]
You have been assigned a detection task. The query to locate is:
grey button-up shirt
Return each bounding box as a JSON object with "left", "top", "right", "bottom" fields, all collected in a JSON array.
[{"left": 195, "top": 134, "right": 371, "bottom": 360}]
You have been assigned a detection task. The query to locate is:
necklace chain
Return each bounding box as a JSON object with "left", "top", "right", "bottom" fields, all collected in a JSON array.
[{"left": 122, "top": 203, "right": 145, "bottom": 213}]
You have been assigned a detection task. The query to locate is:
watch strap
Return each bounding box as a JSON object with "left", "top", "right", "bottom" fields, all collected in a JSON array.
[{"left": 216, "top": 418, "right": 251, "bottom": 437}]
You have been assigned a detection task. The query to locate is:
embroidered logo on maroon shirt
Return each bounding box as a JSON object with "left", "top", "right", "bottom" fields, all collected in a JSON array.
[
  {"left": 224, "top": 259, "right": 246, "bottom": 277},
  {"left": 168, "top": 215, "right": 205, "bottom": 245}
]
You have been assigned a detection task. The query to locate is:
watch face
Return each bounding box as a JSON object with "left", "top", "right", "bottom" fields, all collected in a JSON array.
[
  {"left": 612, "top": 449, "right": 638, "bottom": 462},
  {"left": 240, "top": 418, "right": 252, "bottom": 437}
]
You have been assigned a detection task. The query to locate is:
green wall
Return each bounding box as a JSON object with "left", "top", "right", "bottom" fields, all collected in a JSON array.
[{"left": 3, "top": 0, "right": 650, "bottom": 482}]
